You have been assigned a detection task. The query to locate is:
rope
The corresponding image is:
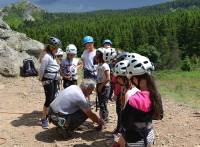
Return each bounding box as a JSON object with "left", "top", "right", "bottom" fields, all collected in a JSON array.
[{"left": 0, "top": 137, "right": 7, "bottom": 145}]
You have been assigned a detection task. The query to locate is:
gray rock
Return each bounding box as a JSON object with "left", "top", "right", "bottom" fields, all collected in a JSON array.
[
  {"left": 0, "top": 48, "right": 39, "bottom": 77},
  {"left": 23, "top": 13, "right": 35, "bottom": 21},
  {"left": 0, "top": 28, "right": 44, "bottom": 57},
  {"left": 0, "top": 19, "right": 43, "bottom": 77}
]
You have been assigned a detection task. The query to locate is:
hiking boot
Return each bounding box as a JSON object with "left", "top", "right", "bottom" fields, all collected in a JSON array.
[{"left": 41, "top": 119, "right": 49, "bottom": 129}]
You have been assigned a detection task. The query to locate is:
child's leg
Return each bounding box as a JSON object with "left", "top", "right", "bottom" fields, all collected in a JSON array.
[
  {"left": 98, "top": 86, "right": 110, "bottom": 121},
  {"left": 116, "top": 95, "right": 122, "bottom": 131}
]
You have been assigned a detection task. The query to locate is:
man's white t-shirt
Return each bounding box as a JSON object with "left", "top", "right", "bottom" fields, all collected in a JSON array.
[
  {"left": 50, "top": 85, "right": 90, "bottom": 115},
  {"left": 81, "top": 49, "right": 96, "bottom": 72},
  {"left": 97, "top": 63, "right": 110, "bottom": 86}
]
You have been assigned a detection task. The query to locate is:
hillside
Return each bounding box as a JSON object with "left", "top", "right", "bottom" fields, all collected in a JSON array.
[
  {"left": 2, "top": 0, "right": 44, "bottom": 29},
  {"left": 3, "top": 0, "right": 200, "bottom": 71}
]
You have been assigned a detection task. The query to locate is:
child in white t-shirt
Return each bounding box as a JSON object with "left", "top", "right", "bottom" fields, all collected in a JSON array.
[
  {"left": 61, "top": 44, "right": 81, "bottom": 89},
  {"left": 81, "top": 36, "right": 97, "bottom": 80},
  {"left": 96, "top": 48, "right": 111, "bottom": 123}
]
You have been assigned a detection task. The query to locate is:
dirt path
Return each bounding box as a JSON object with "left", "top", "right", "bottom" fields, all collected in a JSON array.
[{"left": 0, "top": 76, "right": 199, "bottom": 147}]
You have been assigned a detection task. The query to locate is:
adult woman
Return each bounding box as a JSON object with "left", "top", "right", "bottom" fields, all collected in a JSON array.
[{"left": 39, "top": 37, "right": 61, "bottom": 129}]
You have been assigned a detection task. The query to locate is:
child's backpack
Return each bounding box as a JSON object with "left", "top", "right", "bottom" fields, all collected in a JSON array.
[
  {"left": 21, "top": 58, "right": 38, "bottom": 77},
  {"left": 152, "top": 95, "right": 164, "bottom": 120}
]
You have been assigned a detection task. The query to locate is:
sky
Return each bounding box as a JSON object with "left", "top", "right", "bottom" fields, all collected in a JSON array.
[{"left": 0, "top": 0, "right": 170, "bottom": 12}]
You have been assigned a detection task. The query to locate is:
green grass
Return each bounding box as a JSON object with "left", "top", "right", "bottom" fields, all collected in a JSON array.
[{"left": 155, "top": 70, "right": 200, "bottom": 108}]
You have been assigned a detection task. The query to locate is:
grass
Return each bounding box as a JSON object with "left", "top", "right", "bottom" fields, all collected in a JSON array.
[
  {"left": 155, "top": 70, "right": 200, "bottom": 108},
  {"left": 77, "top": 68, "right": 200, "bottom": 108}
]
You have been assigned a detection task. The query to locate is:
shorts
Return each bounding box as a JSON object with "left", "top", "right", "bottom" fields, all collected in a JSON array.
[{"left": 43, "top": 80, "right": 58, "bottom": 107}]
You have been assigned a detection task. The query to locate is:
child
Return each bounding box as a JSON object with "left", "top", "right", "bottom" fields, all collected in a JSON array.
[
  {"left": 60, "top": 44, "right": 81, "bottom": 89},
  {"left": 81, "top": 36, "right": 97, "bottom": 80},
  {"left": 103, "top": 39, "right": 112, "bottom": 49},
  {"left": 116, "top": 55, "right": 163, "bottom": 147},
  {"left": 112, "top": 60, "right": 130, "bottom": 134},
  {"left": 95, "top": 48, "right": 111, "bottom": 123},
  {"left": 39, "top": 37, "right": 61, "bottom": 129},
  {"left": 55, "top": 48, "right": 64, "bottom": 64}
]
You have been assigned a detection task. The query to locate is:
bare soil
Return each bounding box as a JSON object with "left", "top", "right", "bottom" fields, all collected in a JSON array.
[{"left": 0, "top": 76, "right": 199, "bottom": 147}]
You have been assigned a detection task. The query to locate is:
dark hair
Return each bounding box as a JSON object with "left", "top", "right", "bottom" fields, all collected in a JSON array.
[
  {"left": 131, "top": 73, "right": 160, "bottom": 102},
  {"left": 45, "top": 45, "right": 51, "bottom": 53},
  {"left": 96, "top": 51, "right": 104, "bottom": 63}
]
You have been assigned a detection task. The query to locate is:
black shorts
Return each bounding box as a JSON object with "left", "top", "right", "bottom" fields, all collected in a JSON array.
[
  {"left": 49, "top": 108, "right": 88, "bottom": 131},
  {"left": 63, "top": 80, "right": 77, "bottom": 89},
  {"left": 43, "top": 80, "right": 58, "bottom": 107}
]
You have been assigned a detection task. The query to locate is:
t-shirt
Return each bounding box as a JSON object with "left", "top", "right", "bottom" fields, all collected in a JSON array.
[
  {"left": 50, "top": 85, "right": 90, "bottom": 115},
  {"left": 128, "top": 90, "right": 152, "bottom": 112},
  {"left": 39, "top": 53, "right": 60, "bottom": 81},
  {"left": 60, "top": 58, "right": 79, "bottom": 80},
  {"left": 97, "top": 63, "right": 110, "bottom": 86},
  {"left": 81, "top": 49, "right": 96, "bottom": 72}
]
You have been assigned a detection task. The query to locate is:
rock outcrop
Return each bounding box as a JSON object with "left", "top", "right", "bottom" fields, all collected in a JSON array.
[
  {"left": 0, "top": 48, "right": 39, "bottom": 77},
  {"left": 0, "top": 28, "right": 44, "bottom": 57},
  {"left": 0, "top": 19, "right": 44, "bottom": 77}
]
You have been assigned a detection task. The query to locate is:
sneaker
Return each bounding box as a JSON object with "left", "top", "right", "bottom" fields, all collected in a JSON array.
[{"left": 41, "top": 119, "right": 49, "bottom": 129}]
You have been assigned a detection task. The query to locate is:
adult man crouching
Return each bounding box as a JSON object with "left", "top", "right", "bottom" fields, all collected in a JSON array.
[{"left": 48, "top": 79, "right": 104, "bottom": 136}]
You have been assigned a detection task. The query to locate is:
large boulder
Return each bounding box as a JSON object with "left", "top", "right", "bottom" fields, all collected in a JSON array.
[
  {"left": 0, "top": 28, "right": 44, "bottom": 57},
  {"left": 0, "top": 48, "right": 39, "bottom": 77},
  {"left": 0, "top": 19, "right": 43, "bottom": 77}
]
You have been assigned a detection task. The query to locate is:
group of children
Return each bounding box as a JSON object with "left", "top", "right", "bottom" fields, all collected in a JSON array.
[{"left": 39, "top": 35, "right": 163, "bottom": 147}]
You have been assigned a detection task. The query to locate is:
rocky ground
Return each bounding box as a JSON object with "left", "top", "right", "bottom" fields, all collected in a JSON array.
[{"left": 0, "top": 76, "right": 199, "bottom": 147}]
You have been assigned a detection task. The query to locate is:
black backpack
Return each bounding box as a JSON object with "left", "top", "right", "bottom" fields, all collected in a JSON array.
[{"left": 21, "top": 58, "right": 38, "bottom": 77}]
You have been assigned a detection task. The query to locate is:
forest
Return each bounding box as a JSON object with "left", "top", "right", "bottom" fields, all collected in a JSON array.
[{"left": 3, "top": 0, "right": 200, "bottom": 70}]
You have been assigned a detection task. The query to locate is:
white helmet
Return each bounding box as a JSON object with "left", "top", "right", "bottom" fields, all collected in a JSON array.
[
  {"left": 116, "top": 52, "right": 130, "bottom": 62},
  {"left": 126, "top": 55, "right": 155, "bottom": 79},
  {"left": 126, "top": 52, "right": 142, "bottom": 60},
  {"left": 103, "top": 48, "right": 117, "bottom": 63},
  {"left": 66, "top": 44, "right": 77, "bottom": 54},
  {"left": 55, "top": 48, "right": 64, "bottom": 56},
  {"left": 96, "top": 47, "right": 105, "bottom": 54},
  {"left": 114, "top": 60, "right": 129, "bottom": 77},
  {"left": 48, "top": 37, "right": 61, "bottom": 48}
]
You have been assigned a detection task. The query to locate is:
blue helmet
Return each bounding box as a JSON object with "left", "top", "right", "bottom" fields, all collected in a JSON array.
[
  {"left": 83, "top": 36, "right": 94, "bottom": 45},
  {"left": 103, "top": 39, "right": 112, "bottom": 45}
]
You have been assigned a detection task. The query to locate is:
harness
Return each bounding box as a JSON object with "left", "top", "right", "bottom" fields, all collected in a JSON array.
[
  {"left": 48, "top": 108, "right": 71, "bottom": 129},
  {"left": 121, "top": 102, "right": 153, "bottom": 146}
]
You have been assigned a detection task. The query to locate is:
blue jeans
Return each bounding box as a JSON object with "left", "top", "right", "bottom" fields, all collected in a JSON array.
[{"left": 97, "top": 86, "right": 110, "bottom": 120}]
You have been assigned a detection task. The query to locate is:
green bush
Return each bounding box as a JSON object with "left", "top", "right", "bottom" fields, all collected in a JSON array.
[{"left": 181, "top": 56, "right": 191, "bottom": 71}]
